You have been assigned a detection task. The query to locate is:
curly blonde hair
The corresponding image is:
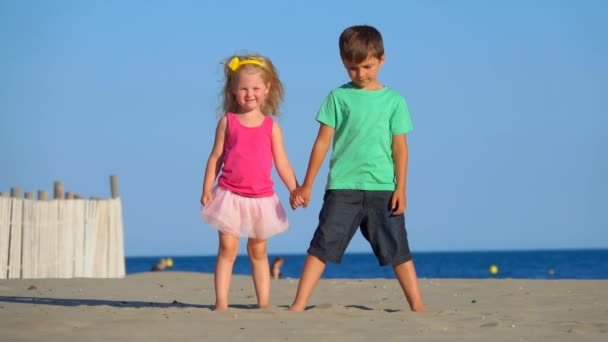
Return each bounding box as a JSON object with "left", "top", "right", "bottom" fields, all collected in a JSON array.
[{"left": 219, "top": 53, "right": 284, "bottom": 116}]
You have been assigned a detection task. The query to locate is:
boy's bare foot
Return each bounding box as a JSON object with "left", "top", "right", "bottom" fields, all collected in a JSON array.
[{"left": 411, "top": 304, "right": 427, "bottom": 312}]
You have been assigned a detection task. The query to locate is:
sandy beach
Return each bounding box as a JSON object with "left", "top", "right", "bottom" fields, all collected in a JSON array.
[{"left": 1, "top": 272, "right": 606, "bottom": 341}]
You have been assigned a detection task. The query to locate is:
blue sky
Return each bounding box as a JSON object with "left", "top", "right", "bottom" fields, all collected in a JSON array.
[{"left": 1, "top": 0, "right": 606, "bottom": 257}]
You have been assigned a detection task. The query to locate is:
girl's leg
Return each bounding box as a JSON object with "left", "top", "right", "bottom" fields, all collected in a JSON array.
[
  {"left": 393, "top": 260, "right": 426, "bottom": 312},
  {"left": 214, "top": 232, "right": 239, "bottom": 311},
  {"left": 289, "top": 254, "right": 326, "bottom": 312},
  {"left": 247, "top": 238, "right": 270, "bottom": 308}
]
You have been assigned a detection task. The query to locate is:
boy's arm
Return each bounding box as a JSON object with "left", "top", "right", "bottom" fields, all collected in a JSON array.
[
  {"left": 271, "top": 121, "right": 299, "bottom": 193},
  {"left": 201, "top": 116, "right": 227, "bottom": 206},
  {"left": 295, "top": 123, "right": 334, "bottom": 206},
  {"left": 391, "top": 133, "right": 408, "bottom": 215}
]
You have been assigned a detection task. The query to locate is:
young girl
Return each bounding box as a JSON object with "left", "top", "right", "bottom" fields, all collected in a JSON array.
[{"left": 201, "top": 53, "right": 298, "bottom": 311}]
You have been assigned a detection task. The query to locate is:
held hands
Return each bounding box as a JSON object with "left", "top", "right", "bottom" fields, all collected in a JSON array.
[{"left": 289, "top": 186, "right": 311, "bottom": 210}]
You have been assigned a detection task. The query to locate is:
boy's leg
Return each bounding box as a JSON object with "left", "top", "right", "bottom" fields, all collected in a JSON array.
[
  {"left": 247, "top": 238, "right": 270, "bottom": 308},
  {"left": 393, "top": 260, "right": 426, "bottom": 312},
  {"left": 289, "top": 190, "right": 363, "bottom": 312},
  {"left": 288, "top": 254, "right": 326, "bottom": 311},
  {"left": 214, "top": 232, "right": 239, "bottom": 311},
  {"left": 361, "top": 191, "right": 426, "bottom": 312}
]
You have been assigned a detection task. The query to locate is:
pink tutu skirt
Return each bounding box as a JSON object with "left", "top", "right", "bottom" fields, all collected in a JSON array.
[{"left": 201, "top": 187, "right": 289, "bottom": 239}]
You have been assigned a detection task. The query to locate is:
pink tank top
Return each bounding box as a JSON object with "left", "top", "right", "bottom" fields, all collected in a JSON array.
[{"left": 217, "top": 113, "right": 275, "bottom": 197}]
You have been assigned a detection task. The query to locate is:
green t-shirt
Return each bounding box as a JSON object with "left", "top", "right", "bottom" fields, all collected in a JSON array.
[{"left": 316, "top": 83, "right": 413, "bottom": 191}]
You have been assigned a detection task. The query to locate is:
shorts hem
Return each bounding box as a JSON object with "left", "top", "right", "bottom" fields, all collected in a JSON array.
[
  {"left": 307, "top": 248, "right": 342, "bottom": 264},
  {"left": 380, "top": 253, "right": 413, "bottom": 267}
]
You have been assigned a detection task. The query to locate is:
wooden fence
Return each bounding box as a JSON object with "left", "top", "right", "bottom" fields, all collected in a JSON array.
[{"left": 0, "top": 175, "right": 125, "bottom": 279}]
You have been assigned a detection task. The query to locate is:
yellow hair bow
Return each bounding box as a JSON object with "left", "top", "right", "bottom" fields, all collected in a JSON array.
[{"left": 226, "top": 57, "right": 265, "bottom": 72}]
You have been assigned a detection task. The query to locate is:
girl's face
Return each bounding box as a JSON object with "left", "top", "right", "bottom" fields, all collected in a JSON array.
[{"left": 232, "top": 71, "right": 269, "bottom": 113}]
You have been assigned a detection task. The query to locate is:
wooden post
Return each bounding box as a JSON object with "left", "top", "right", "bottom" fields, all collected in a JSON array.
[
  {"left": 7, "top": 187, "right": 23, "bottom": 279},
  {"left": 10, "top": 187, "right": 22, "bottom": 198},
  {"left": 21, "top": 198, "right": 35, "bottom": 278},
  {"left": 110, "top": 175, "right": 119, "bottom": 199},
  {"left": 54, "top": 181, "right": 64, "bottom": 199},
  {"left": 25, "top": 192, "right": 35, "bottom": 200},
  {"left": 0, "top": 192, "right": 10, "bottom": 278},
  {"left": 38, "top": 191, "right": 49, "bottom": 201}
]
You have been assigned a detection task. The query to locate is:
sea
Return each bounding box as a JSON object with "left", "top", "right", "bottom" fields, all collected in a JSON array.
[{"left": 126, "top": 249, "right": 608, "bottom": 279}]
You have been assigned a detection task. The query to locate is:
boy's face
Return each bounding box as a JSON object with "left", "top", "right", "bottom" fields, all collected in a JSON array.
[{"left": 342, "top": 54, "right": 385, "bottom": 90}]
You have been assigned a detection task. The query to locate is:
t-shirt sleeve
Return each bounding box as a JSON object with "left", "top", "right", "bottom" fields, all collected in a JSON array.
[
  {"left": 315, "top": 92, "right": 337, "bottom": 128},
  {"left": 390, "top": 96, "right": 413, "bottom": 135}
]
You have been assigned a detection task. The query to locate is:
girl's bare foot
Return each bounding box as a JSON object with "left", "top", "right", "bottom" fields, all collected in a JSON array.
[
  {"left": 214, "top": 302, "right": 228, "bottom": 312},
  {"left": 288, "top": 303, "right": 306, "bottom": 312}
]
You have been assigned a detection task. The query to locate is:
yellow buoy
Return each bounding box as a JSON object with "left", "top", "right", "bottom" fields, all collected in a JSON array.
[{"left": 489, "top": 264, "right": 498, "bottom": 275}]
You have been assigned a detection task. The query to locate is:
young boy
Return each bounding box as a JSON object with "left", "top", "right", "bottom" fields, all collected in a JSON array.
[{"left": 289, "top": 25, "right": 426, "bottom": 312}]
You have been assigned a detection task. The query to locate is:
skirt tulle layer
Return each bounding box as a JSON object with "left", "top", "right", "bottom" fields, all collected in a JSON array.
[{"left": 201, "top": 187, "right": 289, "bottom": 239}]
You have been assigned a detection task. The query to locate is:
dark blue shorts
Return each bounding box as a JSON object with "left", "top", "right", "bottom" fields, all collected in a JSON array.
[{"left": 307, "top": 190, "right": 412, "bottom": 266}]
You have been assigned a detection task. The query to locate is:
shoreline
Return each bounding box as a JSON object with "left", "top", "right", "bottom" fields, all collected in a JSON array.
[{"left": 1, "top": 272, "right": 607, "bottom": 341}]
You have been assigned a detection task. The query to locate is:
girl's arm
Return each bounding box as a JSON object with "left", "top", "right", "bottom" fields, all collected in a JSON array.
[
  {"left": 391, "top": 133, "right": 408, "bottom": 215},
  {"left": 201, "top": 116, "right": 227, "bottom": 206},
  {"left": 271, "top": 121, "right": 298, "bottom": 193}
]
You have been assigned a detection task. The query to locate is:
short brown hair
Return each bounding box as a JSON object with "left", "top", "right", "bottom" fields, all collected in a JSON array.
[{"left": 339, "top": 25, "right": 384, "bottom": 64}]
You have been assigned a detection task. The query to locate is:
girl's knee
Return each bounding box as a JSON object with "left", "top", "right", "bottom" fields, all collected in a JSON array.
[
  {"left": 247, "top": 239, "right": 267, "bottom": 260},
  {"left": 218, "top": 247, "right": 238, "bottom": 262},
  {"left": 218, "top": 236, "right": 239, "bottom": 261}
]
